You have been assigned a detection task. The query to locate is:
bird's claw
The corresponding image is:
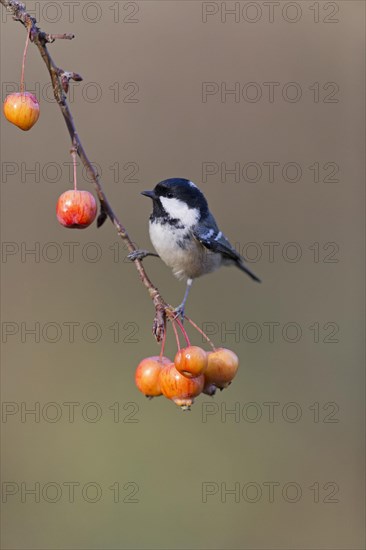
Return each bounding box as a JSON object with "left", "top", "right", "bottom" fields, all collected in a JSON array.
[
  {"left": 172, "top": 304, "right": 185, "bottom": 323},
  {"left": 127, "top": 249, "right": 150, "bottom": 261}
]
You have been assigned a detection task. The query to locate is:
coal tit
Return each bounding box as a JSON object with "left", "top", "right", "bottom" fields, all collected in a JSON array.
[{"left": 129, "top": 178, "right": 260, "bottom": 315}]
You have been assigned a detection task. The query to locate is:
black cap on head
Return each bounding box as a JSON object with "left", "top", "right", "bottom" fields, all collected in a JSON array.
[{"left": 152, "top": 178, "right": 208, "bottom": 214}]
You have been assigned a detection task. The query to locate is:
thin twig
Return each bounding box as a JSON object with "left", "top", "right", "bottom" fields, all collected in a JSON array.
[
  {"left": 159, "top": 318, "right": 167, "bottom": 361},
  {"left": 184, "top": 316, "right": 216, "bottom": 350},
  {"left": 174, "top": 317, "right": 191, "bottom": 347},
  {"left": 45, "top": 33, "right": 75, "bottom": 42},
  {"left": 20, "top": 25, "right": 30, "bottom": 93},
  {"left": 0, "top": 0, "right": 169, "bottom": 341},
  {"left": 171, "top": 320, "right": 181, "bottom": 352},
  {"left": 70, "top": 147, "right": 78, "bottom": 192}
]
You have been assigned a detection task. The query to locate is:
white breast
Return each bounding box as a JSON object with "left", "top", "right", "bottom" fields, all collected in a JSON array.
[{"left": 149, "top": 220, "right": 222, "bottom": 280}]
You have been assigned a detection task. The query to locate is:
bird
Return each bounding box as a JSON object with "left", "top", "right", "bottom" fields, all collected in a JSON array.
[{"left": 129, "top": 178, "right": 260, "bottom": 317}]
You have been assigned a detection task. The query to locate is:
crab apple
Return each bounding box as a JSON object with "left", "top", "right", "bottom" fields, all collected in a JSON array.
[
  {"left": 3, "top": 92, "right": 40, "bottom": 131},
  {"left": 174, "top": 346, "right": 208, "bottom": 378},
  {"left": 56, "top": 190, "right": 97, "bottom": 229},
  {"left": 203, "top": 348, "right": 239, "bottom": 394},
  {"left": 135, "top": 356, "right": 171, "bottom": 398},
  {"left": 159, "top": 362, "right": 204, "bottom": 410},
  {"left": 203, "top": 384, "right": 217, "bottom": 397}
]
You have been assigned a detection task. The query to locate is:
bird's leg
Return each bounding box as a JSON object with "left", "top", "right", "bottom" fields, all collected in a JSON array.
[
  {"left": 127, "top": 250, "right": 160, "bottom": 261},
  {"left": 173, "top": 278, "right": 193, "bottom": 321}
]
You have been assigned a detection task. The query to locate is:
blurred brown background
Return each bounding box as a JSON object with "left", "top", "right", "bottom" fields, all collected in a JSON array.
[{"left": 1, "top": 1, "right": 365, "bottom": 549}]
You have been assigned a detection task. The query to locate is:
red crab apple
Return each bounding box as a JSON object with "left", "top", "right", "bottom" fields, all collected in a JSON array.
[
  {"left": 159, "top": 362, "right": 204, "bottom": 410},
  {"left": 3, "top": 92, "right": 40, "bottom": 131},
  {"left": 135, "top": 356, "right": 171, "bottom": 398},
  {"left": 203, "top": 348, "right": 239, "bottom": 395},
  {"left": 56, "top": 190, "right": 97, "bottom": 229},
  {"left": 174, "top": 346, "right": 208, "bottom": 378}
]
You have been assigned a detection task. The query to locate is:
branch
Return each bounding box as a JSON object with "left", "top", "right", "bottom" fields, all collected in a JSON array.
[{"left": 0, "top": 0, "right": 168, "bottom": 342}]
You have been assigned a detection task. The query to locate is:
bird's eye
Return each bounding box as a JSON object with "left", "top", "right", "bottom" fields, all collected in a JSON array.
[{"left": 166, "top": 192, "right": 174, "bottom": 199}]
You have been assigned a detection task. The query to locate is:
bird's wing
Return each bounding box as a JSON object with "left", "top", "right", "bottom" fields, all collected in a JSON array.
[
  {"left": 193, "top": 214, "right": 261, "bottom": 283},
  {"left": 192, "top": 214, "right": 241, "bottom": 262}
]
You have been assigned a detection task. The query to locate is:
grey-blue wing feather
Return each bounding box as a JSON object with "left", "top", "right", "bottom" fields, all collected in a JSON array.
[
  {"left": 193, "top": 214, "right": 241, "bottom": 262},
  {"left": 193, "top": 215, "right": 261, "bottom": 282}
]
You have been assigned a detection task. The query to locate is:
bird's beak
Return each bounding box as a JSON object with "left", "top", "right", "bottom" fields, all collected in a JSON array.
[{"left": 141, "top": 190, "right": 156, "bottom": 200}]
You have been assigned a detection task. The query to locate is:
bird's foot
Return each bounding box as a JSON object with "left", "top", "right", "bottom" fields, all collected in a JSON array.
[
  {"left": 172, "top": 303, "right": 185, "bottom": 323},
  {"left": 127, "top": 249, "right": 157, "bottom": 261}
]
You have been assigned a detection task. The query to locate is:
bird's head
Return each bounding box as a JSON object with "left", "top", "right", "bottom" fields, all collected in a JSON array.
[{"left": 142, "top": 178, "right": 208, "bottom": 224}]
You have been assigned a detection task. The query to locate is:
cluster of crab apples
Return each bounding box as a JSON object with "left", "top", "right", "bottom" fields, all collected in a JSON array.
[
  {"left": 3, "top": 30, "right": 97, "bottom": 231},
  {"left": 135, "top": 346, "right": 239, "bottom": 410}
]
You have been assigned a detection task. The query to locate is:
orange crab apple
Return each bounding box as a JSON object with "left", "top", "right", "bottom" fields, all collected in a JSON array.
[
  {"left": 3, "top": 92, "right": 40, "bottom": 131},
  {"left": 159, "top": 362, "right": 204, "bottom": 410},
  {"left": 135, "top": 356, "right": 171, "bottom": 398},
  {"left": 203, "top": 348, "right": 239, "bottom": 395},
  {"left": 174, "top": 346, "right": 208, "bottom": 378},
  {"left": 56, "top": 190, "right": 97, "bottom": 229}
]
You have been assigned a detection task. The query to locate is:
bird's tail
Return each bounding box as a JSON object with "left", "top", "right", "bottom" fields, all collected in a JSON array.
[{"left": 237, "top": 260, "right": 261, "bottom": 283}]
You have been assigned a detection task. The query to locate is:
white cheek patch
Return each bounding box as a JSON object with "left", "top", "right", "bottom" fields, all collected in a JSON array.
[{"left": 160, "top": 197, "right": 199, "bottom": 227}]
